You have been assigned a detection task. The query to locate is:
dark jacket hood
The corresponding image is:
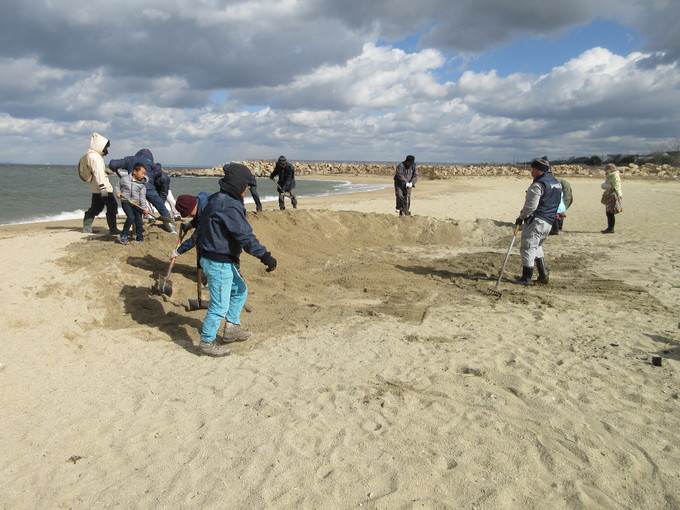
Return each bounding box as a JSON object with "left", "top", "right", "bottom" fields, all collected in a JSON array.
[
  {"left": 220, "top": 163, "right": 253, "bottom": 202},
  {"left": 135, "top": 149, "right": 154, "bottom": 164}
]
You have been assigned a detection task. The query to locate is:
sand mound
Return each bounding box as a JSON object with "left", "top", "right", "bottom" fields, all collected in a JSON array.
[{"left": 56, "top": 209, "right": 667, "bottom": 351}]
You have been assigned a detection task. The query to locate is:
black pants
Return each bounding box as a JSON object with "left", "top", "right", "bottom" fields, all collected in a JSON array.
[
  {"left": 84, "top": 193, "right": 119, "bottom": 232},
  {"left": 395, "top": 185, "right": 411, "bottom": 214},
  {"left": 250, "top": 186, "right": 262, "bottom": 211},
  {"left": 84, "top": 193, "right": 118, "bottom": 219},
  {"left": 278, "top": 188, "right": 297, "bottom": 209},
  {"left": 606, "top": 212, "right": 615, "bottom": 230}
]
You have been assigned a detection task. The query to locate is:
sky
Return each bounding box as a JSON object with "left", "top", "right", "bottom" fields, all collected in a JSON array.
[{"left": 0, "top": 0, "right": 679, "bottom": 166}]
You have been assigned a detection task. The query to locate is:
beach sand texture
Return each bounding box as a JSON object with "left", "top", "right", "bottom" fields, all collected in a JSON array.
[{"left": 1, "top": 175, "right": 679, "bottom": 509}]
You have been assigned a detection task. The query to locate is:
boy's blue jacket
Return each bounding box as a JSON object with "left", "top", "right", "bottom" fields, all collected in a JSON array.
[
  {"left": 177, "top": 191, "right": 212, "bottom": 255},
  {"left": 197, "top": 183, "right": 270, "bottom": 265}
]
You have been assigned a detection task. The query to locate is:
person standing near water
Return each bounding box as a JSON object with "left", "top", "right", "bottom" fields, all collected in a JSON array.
[
  {"left": 394, "top": 155, "right": 418, "bottom": 216},
  {"left": 269, "top": 156, "right": 297, "bottom": 210},
  {"left": 79, "top": 132, "right": 121, "bottom": 235}
]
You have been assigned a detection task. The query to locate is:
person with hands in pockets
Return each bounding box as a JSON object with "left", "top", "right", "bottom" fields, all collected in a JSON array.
[{"left": 196, "top": 163, "right": 277, "bottom": 357}]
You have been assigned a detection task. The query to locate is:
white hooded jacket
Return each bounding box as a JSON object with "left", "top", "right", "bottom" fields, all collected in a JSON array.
[{"left": 81, "top": 132, "right": 113, "bottom": 194}]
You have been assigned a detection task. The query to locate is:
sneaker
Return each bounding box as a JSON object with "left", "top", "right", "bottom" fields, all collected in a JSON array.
[
  {"left": 220, "top": 322, "right": 252, "bottom": 343},
  {"left": 119, "top": 236, "right": 129, "bottom": 245},
  {"left": 199, "top": 340, "right": 231, "bottom": 357},
  {"left": 135, "top": 238, "right": 145, "bottom": 242},
  {"left": 601, "top": 229, "right": 615, "bottom": 234}
]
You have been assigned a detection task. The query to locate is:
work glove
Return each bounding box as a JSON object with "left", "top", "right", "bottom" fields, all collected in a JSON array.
[
  {"left": 260, "top": 252, "right": 277, "bottom": 272},
  {"left": 600, "top": 183, "right": 608, "bottom": 189},
  {"left": 515, "top": 217, "right": 523, "bottom": 226},
  {"left": 170, "top": 248, "right": 180, "bottom": 259},
  {"left": 100, "top": 190, "right": 108, "bottom": 198},
  {"left": 406, "top": 182, "right": 413, "bottom": 189}
]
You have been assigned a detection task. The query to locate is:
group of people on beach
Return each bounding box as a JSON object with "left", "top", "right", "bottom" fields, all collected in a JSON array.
[
  {"left": 78, "top": 133, "right": 298, "bottom": 356},
  {"left": 397, "top": 154, "right": 622, "bottom": 287},
  {"left": 79, "top": 133, "right": 623, "bottom": 355}
]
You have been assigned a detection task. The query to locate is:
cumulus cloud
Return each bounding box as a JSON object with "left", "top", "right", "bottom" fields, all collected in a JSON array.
[{"left": 0, "top": 0, "right": 679, "bottom": 164}]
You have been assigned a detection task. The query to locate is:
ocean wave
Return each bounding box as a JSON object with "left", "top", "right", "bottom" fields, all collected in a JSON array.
[{"left": 0, "top": 210, "right": 86, "bottom": 226}]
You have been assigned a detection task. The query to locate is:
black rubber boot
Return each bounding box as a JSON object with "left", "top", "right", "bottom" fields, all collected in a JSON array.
[
  {"left": 107, "top": 214, "right": 122, "bottom": 235},
  {"left": 513, "top": 266, "right": 534, "bottom": 286},
  {"left": 535, "top": 258, "right": 549, "bottom": 284}
]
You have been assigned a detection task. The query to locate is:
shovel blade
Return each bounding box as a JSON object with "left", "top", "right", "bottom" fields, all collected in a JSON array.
[
  {"left": 153, "top": 274, "right": 173, "bottom": 296},
  {"left": 188, "top": 298, "right": 210, "bottom": 311}
]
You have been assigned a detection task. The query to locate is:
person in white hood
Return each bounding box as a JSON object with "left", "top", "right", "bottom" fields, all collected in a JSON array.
[{"left": 79, "top": 132, "right": 120, "bottom": 234}]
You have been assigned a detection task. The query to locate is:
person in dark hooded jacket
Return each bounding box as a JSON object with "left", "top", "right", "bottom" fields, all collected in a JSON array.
[
  {"left": 269, "top": 156, "right": 297, "bottom": 210},
  {"left": 196, "top": 163, "right": 277, "bottom": 357},
  {"left": 108, "top": 149, "right": 177, "bottom": 233}
]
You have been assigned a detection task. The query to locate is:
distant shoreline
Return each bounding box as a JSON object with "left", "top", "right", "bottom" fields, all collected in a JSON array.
[{"left": 169, "top": 161, "right": 680, "bottom": 180}]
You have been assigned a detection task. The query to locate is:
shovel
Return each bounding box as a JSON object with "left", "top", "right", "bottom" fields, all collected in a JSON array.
[
  {"left": 151, "top": 227, "right": 187, "bottom": 297},
  {"left": 188, "top": 251, "right": 210, "bottom": 310},
  {"left": 273, "top": 181, "right": 292, "bottom": 198},
  {"left": 489, "top": 223, "right": 521, "bottom": 297},
  {"left": 122, "top": 198, "right": 175, "bottom": 224},
  {"left": 188, "top": 266, "right": 211, "bottom": 311}
]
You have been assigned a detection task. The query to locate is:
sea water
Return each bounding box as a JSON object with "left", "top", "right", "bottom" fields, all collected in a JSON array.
[{"left": 0, "top": 164, "right": 387, "bottom": 226}]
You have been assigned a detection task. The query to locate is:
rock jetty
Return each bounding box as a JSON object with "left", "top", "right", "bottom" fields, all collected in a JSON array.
[{"left": 167, "top": 160, "right": 679, "bottom": 180}]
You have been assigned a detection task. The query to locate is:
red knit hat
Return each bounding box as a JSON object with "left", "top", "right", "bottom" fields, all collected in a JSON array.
[{"left": 175, "top": 195, "right": 197, "bottom": 217}]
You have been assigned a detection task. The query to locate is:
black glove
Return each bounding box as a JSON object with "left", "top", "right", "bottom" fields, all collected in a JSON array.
[
  {"left": 260, "top": 252, "right": 277, "bottom": 272},
  {"left": 515, "top": 217, "right": 523, "bottom": 226}
]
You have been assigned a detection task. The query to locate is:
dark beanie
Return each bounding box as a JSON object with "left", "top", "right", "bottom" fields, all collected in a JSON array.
[
  {"left": 175, "top": 195, "right": 197, "bottom": 217},
  {"left": 220, "top": 163, "right": 253, "bottom": 202},
  {"left": 277, "top": 155, "right": 287, "bottom": 164},
  {"left": 405, "top": 155, "right": 415, "bottom": 163},
  {"left": 531, "top": 157, "right": 550, "bottom": 172}
]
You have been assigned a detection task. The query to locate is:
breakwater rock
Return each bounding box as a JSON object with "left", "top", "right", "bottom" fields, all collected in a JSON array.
[{"left": 167, "top": 161, "right": 679, "bottom": 180}]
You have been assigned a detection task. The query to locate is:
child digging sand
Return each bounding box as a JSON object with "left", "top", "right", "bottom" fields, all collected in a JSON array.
[
  {"left": 195, "top": 163, "right": 277, "bottom": 356},
  {"left": 115, "top": 163, "right": 150, "bottom": 244}
]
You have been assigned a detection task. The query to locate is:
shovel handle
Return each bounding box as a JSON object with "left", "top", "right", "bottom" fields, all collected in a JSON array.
[{"left": 494, "top": 223, "right": 521, "bottom": 289}]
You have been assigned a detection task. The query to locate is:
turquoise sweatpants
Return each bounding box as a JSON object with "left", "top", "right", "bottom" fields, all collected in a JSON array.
[{"left": 200, "top": 258, "right": 248, "bottom": 343}]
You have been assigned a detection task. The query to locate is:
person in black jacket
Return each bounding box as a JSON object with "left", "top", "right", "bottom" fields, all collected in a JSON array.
[
  {"left": 269, "top": 155, "right": 297, "bottom": 210},
  {"left": 196, "top": 163, "right": 277, "bottom": 357},
  {"left": 108, "top": 149, "right": 177, "bottom": 233}
]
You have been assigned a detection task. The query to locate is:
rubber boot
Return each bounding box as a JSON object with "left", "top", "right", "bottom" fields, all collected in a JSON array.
[
  {"left": 107, "top": 214, "right": 122, "bottom": 235},
  {"left": 82, "top": 216, "right": 94, "bottom": 233},
  {"left": 535, "top": 258, "right": 549, "bottom": 285},
  {"left": 513, "top": 266, "right": 534, "bottom": 286}
]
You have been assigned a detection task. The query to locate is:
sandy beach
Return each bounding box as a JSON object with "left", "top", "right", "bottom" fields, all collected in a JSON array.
[{"left": 1, "top": 174, "right": 679, "bottom": 509}]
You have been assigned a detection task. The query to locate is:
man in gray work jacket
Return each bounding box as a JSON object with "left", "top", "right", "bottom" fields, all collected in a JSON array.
[{"left": 514, "top": 157, "right": 562, "bottom": 286}]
